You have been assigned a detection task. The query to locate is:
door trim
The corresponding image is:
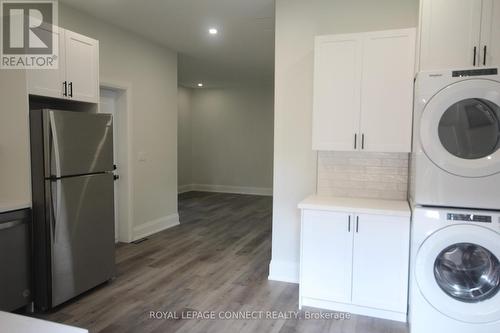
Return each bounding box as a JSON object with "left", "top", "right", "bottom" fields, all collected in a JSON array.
[{"left": 100, "top": 79, "right": 134, "bottom": 243}]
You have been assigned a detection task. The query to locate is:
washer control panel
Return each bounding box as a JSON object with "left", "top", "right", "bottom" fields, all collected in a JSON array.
[
  {"left": 452, "top": 68, "right": 498, "bottom": 77},
  {"left": 447, "top": 213, "right": 492, "bottom": 223}
]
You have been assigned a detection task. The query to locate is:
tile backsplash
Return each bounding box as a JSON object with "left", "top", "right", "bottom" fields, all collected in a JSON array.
[{"left": 317, "top": 152, "right": 409, "bottom": 200}]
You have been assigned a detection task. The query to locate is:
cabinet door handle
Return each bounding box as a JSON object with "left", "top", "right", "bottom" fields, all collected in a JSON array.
[
  {"left": 361, "top": 134, "right": 365, "bottom": 150},
  {"left": 348, "top": 215, "right": 351, "bottom": 232},
  {"left": 356, "top": 216, "right": 359, "bottom": 233},
  {"left": 473, "top": 46, "right": 477, "bottom": 66},
  {"left": 354, "top": 134, "right": 357, "bottom": 150},
  {"left": 69, "top": 82, "right": 73, "bottom": 97},
  {"left": 483, "top": 45, "right": 487, "bottom": 66},
  {"left": 63, "top": 81, "right": 67, "bottom": 97}
]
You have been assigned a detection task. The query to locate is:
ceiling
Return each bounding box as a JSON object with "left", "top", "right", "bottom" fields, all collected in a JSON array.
[{"left": 60, "top": 0, "right": 275, "bottom": 88}]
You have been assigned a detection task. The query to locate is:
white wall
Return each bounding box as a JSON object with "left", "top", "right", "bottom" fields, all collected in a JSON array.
[
  {"left": 178, "top": 84, "right": 274, "bottom": 195},
  {"left": 178, "top": 87, "right": 192, "bottom": 188},
  {"left": 59, "top": 4, "right": 179, "bottom": 239},
  {"left": 270, "top": 0, "right": 419, "bottom": 283},
  {"left": 0, "top": 71, "right": 31, "bottom": 207}
]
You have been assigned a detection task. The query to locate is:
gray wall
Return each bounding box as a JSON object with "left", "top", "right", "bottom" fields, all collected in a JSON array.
[
  {"left": 178, "top": 84, "right": 274, "bottom": 193},
  {"left": 59, "top": 4, "right": 179, "bottom": 236},
  {"left": 178, "top": 87, "right": 192, "bottom": 188},
  {"left": 270, "top": 0, "right": 419, "bottom": 282},
  {"left": 0, "top": 71, "right": 30, "bottom": 206}
]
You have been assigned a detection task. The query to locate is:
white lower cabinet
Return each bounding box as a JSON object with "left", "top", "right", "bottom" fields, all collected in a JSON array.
[
  {"left": 351, "top": 214, "right": 410, "bottom": 313},
  {"left": 301, "top": 210, "right": 353, "bottom": 303},
  {"left": 300, "top": 209, "right": 410, "bottom": 322}
]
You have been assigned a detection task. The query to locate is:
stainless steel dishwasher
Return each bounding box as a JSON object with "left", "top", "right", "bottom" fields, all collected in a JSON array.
[{"left": 0, "top": 208, "right": 32, "bottom": 311}]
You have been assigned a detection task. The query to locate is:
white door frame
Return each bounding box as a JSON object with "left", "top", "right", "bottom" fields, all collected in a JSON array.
[{"left": 100, "top": 79, "right": 134, "bottom": 243}]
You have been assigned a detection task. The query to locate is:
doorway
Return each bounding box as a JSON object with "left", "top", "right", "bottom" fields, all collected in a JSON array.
[
  {"left": 100, "top": 89, "right": 119, "bottom": 241},
  {"left": 99, "top": 83, "right": 134, "bottom": 243}
]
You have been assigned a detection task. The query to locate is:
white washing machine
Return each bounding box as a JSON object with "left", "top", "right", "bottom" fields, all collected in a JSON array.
[
  {"left": 410, "top": 207, "right": 500, "bottom": 333},
  {"left": 409, "top": 68, "right": 500, "bottom": 210}
]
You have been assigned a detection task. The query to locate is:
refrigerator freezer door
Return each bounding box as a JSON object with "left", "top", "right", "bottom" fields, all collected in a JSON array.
[
  {"left": 50, "top": 173, "right": 115, "bottom": 307},
  {"left": 45, "top": 110, "right": 113, "bottom": 177}
]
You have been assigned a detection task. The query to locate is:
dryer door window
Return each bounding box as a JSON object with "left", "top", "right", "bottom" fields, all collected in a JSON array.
[
  {"left": 438, "top": 99, "right": 500, "bottom": 160},
  {"left": 420, "top": 79, "right": 500, "bottom": 177},
  {"left": 415, "top": 224, "right": 500, "bottom": 323},
  {"left": 434, "top": 242, "right": 500, "bottom": 303}
]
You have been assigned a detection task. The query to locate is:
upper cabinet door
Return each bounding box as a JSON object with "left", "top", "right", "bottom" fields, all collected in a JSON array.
[
  {"left": 26, "top": 29, "right": 66, "bottom": 99},
  {"left": 351, "top": 214, "right": 410, "bottom": 313},
  {"left": 65, "top": 30, "right": 99, "bottom": 103},
  {"left": 312, "top": 34, "right": 362, "bottom": 151},
  {"left": 480, "top": 0, "right": 500, "bottom": 67},
  {"left": 419, "top": 0, "right": 482, "bottom": 70},
  {"left": 360, "top": 29, "right": 416, "bottom": 153}
]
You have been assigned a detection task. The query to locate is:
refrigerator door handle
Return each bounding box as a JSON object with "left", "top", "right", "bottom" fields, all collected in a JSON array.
[
  {"left": 50, "top": 179, "right": 62, "bottom": 243},
  {"left": 49, "top": 112, "right": 62, "bottom": 178}
]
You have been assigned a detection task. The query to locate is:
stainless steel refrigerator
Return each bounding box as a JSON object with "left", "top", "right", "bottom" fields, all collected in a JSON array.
[{"left": 30, "top": 109, "right": 115, "bottom": 311}]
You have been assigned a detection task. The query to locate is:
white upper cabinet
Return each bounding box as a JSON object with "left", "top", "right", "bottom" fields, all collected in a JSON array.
[
  {"left": 312, "top": 29, "right": 416, "bottom": 153},
  {"left": 27, "top": 28, "right": 99, "bottom": 103},
  {"left": 418, "top": 0, "right": 482, "bottom": 69},
  {"left": 360, "top": 30, "right": 416, "bottom": 152},
  {"left": 64, "top": 31, "right": 99, "bottom": 103},
  {"left": 26, "top": 29, "right": 66, "bottom": 99},
  {"left": 480, "top": 0, "right": 500, "bottom": 67},
  {"left": 312, "top": 35, "right": 362, "bottom": 151},
  {"left": 418, "top": 0, "right": 500, "bottom": 69}
]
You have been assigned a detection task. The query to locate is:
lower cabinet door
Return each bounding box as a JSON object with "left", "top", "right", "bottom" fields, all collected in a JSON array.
[
  {"left": 351, "top": 214, "right": 410, "bottom": 312},
  {"left": 301, "top": 210, "right": 353, "bottom": 303}
]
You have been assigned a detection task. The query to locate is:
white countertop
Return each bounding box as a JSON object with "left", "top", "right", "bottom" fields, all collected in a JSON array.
[
  {"left": 0, "top": 201, "right": 31, "bottom": 214},
  {"left": 0, "top": 312, "right": 88, "bottom": 333},
  {"left": 298, "top": 195, "right": 411, "bottom": 217}
]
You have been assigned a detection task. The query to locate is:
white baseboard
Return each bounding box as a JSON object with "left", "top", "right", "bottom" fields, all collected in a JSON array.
[
  {"left": 301, "top": 297, "right": 407, "bottom": 322},
  {"left": 133, "top": 213, "right": 180, "bottom": 241},
  {"left": 268, "top": 260, "right": 299, "bottom": 284},
  {"left": 178, "top": 184, "right": 273, "bottom": 196},
  {"left": 178, "top": 184, "right": 195, "bottom": 194}
]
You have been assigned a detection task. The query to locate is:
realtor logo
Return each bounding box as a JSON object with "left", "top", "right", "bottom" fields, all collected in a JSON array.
[{"left": 1, "top": 0, "right": 58, "bottom": 69}]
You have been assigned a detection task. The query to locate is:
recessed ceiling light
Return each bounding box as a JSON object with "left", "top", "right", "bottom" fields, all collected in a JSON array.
[
  {"left": 209, "top": 28, "right": 218, "bottom": 35},
  {"left": 197, "top": 83, "right": 203, "bottom": 87}
]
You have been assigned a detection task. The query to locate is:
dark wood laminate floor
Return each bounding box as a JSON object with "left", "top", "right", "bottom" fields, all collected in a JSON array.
[{"left": 41, "top": 192, "right": 408, "bottom": 333}]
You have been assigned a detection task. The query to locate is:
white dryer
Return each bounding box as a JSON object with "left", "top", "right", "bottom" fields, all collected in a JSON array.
[
  {"left": 410, "top": 207, "right": 500, "bottom": 333},
  {"left": 410, "top": 68, "right": 500, "bottom": 210}
]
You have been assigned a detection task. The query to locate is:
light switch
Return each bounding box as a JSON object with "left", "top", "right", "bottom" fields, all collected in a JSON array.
[{"left": 138, "top": 152, "right": 147, "bottom": 162}]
